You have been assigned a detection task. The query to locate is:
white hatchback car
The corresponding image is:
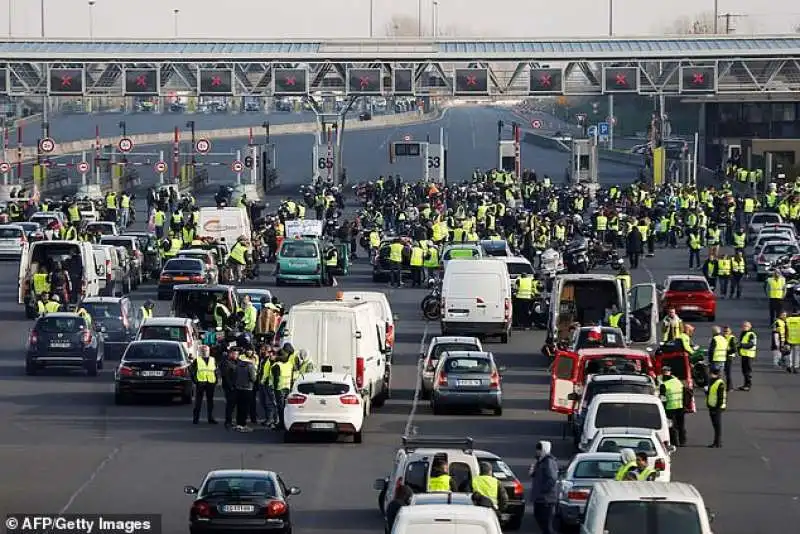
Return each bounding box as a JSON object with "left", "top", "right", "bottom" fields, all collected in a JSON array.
[
  {"left": 283, "top": 368, "right": 364, "bottom": 443},
  {"left": 135, "top": 317, "right": 202, "bottom": 361},
  {"left": 585, "top": 427, "right": 673, "bottom": 481}
]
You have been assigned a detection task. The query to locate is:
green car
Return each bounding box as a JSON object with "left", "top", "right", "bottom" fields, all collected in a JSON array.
[{"left": 275, "top": 238, "right": 325, "bottom": 286}]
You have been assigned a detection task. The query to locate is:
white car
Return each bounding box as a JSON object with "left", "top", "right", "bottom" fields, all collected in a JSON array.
[
  {"left": 586, "top": 427, "right": 672, "bottom": 481},
  {"left": 420, "top": 335, "right": 483, "bottom": 398},
  {"left": 0, "top": 224, "right": 27, "bottom": 257},
  {"left": 135, "top": 317, "right": 202, "bottom": 361},
  {"left": 283, "top": 368, "right": 364, "bottom": 443}
]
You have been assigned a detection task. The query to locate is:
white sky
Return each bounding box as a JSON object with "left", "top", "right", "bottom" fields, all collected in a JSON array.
[{"left": 4, "top": 0, "right": 799, "bottom": 39}]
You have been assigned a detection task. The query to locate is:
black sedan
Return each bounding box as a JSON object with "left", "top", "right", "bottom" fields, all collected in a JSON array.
[
  {"left": 157, "top": 258, "right": 208, "bottom": 300},
  {"left": 25, "top": 312, "right": 105, "bottom": 376},
  {"left": 185, "top": 469, "right": 300, "bottom": 534},
  {"left": 81, "top": 296, "right": 137, "bottom": 355},
  {"left": 114, "top": 340, "right": 193, "bottom": 404},
  {"left": 123, "top": 231, "right": 163, "bottom": 279}
]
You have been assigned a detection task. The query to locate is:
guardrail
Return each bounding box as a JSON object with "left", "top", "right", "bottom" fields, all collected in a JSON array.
[{"left": 522, "top": 130, "right": 644, "bottom": 168}]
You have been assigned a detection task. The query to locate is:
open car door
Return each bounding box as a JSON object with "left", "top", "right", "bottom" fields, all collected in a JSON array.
[
  {"left": 550, "top": 350, "right": 579, "bottom": 414},
  {"left": 18, "top": 242, "right": 30, "bottom": 305},
  {"left": 654, "top": 349, "right": 693, "bottom": 388},
  {"left": 627, "top": 283, "right": 659, "bottom": 346}
]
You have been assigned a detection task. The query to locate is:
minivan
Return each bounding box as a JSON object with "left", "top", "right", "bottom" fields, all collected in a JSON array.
[
  {"left": 578, "top": 393, "right": 670, "bottom": 451},
  {"left": 441, "top": 259, "right": 512, "bottom": 343}
]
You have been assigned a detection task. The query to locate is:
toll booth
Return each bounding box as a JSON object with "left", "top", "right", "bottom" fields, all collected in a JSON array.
[
  {"left": 498, "top": 141, "right": 515, "bottom": 172},
  {"left": 570, "top": 138, "right": 598, "bottom": 184}
]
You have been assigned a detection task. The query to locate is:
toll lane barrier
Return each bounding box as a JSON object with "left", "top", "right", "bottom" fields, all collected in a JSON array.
[{"left": 15, "top": 110, "right": 443, "bottom": 161}]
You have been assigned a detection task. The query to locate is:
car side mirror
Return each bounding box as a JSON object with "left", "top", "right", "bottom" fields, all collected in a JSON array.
[
  {"left": 374, "top": 478, "right": 388, "bottom": 491},
  {"left": 498, "top": 365, "right": 507, "bottom": 372},
  {"left": 393, "top": 314, "right": 399, "bottom": 322},
  {"left": 288, "top": 486, "right": 301, "bottom": 496},
  {"left": 707, "top": 508, "right": 715, "bottom": 523},
  {"left": 183, "top": 485, "right": 198, "bottom": 495}
]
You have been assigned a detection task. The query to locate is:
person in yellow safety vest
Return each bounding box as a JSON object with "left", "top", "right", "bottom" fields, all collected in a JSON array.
[
  {"left": 272, "top": 352, "right": 295, "bottom": 429},
  {"left": 607, "top": 304, "right": 624, "bottom": 329},
  {"left": 228, "top": 236, "right": 249, "bottom": 282},
  {"left": 171, "top": 210, "right": 183, "bottom": 230},
  {"left": 427, "top": 457, "right": 457, "bottom": 492},
  {"left": 614, "top": 448, "right": 639, "bottom": 480},
  {"left": 153, "top": 208, "right": 166, "bottom": 239},
  {"left": 514, "top": 272, "right": 534, "bottom": 328},
  {"left": 471, "top": 461, "right": 508, "bottom": 510},
  {"left": 594, "top": 211, "right": 608, "bottom": 243},
  {"left": 67, "top": 201, "right": 81, "bottom": 224},
  {"left": 190, "top": 345, "right": 218, "bottom": 424},
  {"left": 76, "top": 306, "right": 92, "bottom": 329},
  {"left": 325, "top": 247, "right": 338, "bottom": 287},
  {"left": 213, "top": 296, "right": 231, "bottom": 330},
  {"left": 162, "top": 236, "right": 182, "bottom": 259},
  {"left": 632, "top": 452, "right": 659, "bottom": 481},
  {"left": 61, "top": 223, "right": 78, "bottom": 241},
  {"left": 688, "top": 230, "right": 702, "bottom": 269},
  {"left": 701, "top": 253, "right": 717, "bottom": 291},
  {"left": 423, "top": 243, "right": 439, "bottom": 273},
  {"left": 181, "top": 224, "right": 196, "bottom": 245},
  {"left": 706, "top": 366, "right": 726, "bottom": 447},
  {"left": 409, "top": 242, "right": 425, "bottom": 287},
  {"left": 675, "top": 323, "right": 696, "bottom": 356},
  {"left": 388, "top": 238, "right": 405, "bottom": 288},
  {"left": 120, "top": 193, "right": 131, "bottom": 228},
  {"left": 138, "top": 300, "right": 154, "bottom": 323},
  {"left": 662, "top": 308, "right": 683, "bottom": 341},
  {"left": 732, "top": 227, "right": 746, "bottom": 252},
  {"left": 716, "top": 254, "right": 731, "bottom": 298},
  {"left": 708, "top": 326, "right": 729, "bottom": 375},
  {"left": 293, "top": 349, "right": 313, "bottom": 382},
  {"left": 616, "top": 268, "right": 631, "bottom": 294},
  {"left": 659, "top": 365, "right": 686, "bottom": 446},
  {"left": 737, "top": 321, "right": 757, "bottom": 391},
  {"left": 36, "top": 293, "right": 48, "bottom": 316},
  {"left": 32, "top": 266, "right": 51, "bottom": 298},
  {"left": 44, "top": 294, "right": 62, "bottom": 314},
  {"left": 766, "top": 270, "right": 786, "bottom": 324},
  {"left": 772, "top": 311, "right": 788, "bottom": 369},
  {"left": 105, "top": 192, "right": 117, "bottom": 221},
  {"left": 241, "top": 295, "right": 257, "bottom": 333},
  {"left": 786, "top": 312, "right": 800, "bottom": 373}
]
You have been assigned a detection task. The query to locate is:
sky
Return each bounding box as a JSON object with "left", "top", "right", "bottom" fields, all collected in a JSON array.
[{"left": 3, "top": 0, "right": 799, "bottom": 39}]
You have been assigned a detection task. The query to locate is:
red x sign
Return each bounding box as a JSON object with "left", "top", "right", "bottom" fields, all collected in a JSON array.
[
  {"left": 135, "top": 74, "right": 148, "bottom": 87},
  {"left": 539, "top": 74, "right": 552, "bottom": 87},
  {"left": 692, "top": 72, "right": 705, "bottom": 85},
  {"left": 211, "top": 76, "right": 223, "bottom": 87},
  {"left": 359, "top": 76, "right": 371, "bottom": 89},
  {"left": 466, "top": 76, "right": 478, "bottom": 86},
  {"left": 60, "top": 75, "right": 73, "bottom": 88},
  {"left": 284, "top": 76, "right": 296, "bottom": 86},
  {"left": 614, "top": 73, "right": 627, "bottom": 86}
]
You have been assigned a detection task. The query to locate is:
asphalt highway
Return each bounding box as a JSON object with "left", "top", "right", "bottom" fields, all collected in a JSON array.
[{"left": 0, "top": 108, "right": 790, "bottom": 533}]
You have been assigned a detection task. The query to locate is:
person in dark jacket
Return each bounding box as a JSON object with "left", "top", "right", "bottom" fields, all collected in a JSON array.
[
  {"left": 220, "top": 350, "right": 239, "bottom": 429},
  {"left": 529, "top": 440, "right": 559, "bottom": 534},
  {"left": 626, "top": 225, "right": 643, "bottom": 269},
  {"left": 385, "top": 484, "right": 413, "bottom": 534},
  {"left": 233, "top": 354, "right": 257, "bottom": 432}
]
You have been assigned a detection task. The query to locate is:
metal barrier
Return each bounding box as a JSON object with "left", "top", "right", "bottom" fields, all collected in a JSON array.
[{"left": 178, "top": 165, "right": 210, "bottom": 193}]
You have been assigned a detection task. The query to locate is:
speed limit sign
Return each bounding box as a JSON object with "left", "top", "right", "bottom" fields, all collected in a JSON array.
[
  {"left": 39, "top": 137, "right": 55, "bottom": 153},
  {"left": 77, "top": 161, "right": 90, "bottom": 174},
  {"left": 196, "top": 139, "right": 211, "bottom": 154},
  {"left": 118, "top": 137, "right": 134, "bottom": 152},
  {"left": 531, "top": 119, "right": 542, "bottom": 129},
  {"left": 0, "top": 162, "right": 10, "bottom": 174},
  {"left": 154, "top": 161, "right": 168, "bottom": 173},
  {"left": 231, "top": 160, "right": 244, "bottom": 173}
]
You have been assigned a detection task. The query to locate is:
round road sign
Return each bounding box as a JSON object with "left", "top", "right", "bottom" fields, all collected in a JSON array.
[
  {"left": 77, "top": 161, "right": 90, "bottom": 174},
  {"left": 195, "top": 139, "right": 211, "bottom": 154},
  {"left": 39, "top": 138, "right": 56, "bottom": 153},
  {"left": 0, "top": 162, "right": 10, "bottom": 173},
  {"left": 231, "top": 160, "right": 244, "bottom": 173},
  {"left": 154, "top": 161, "right": 168, "bottom": 173},
  {"left": 118, "top": 137, "right": 134, "bottom": 152},
  {"left": 403, "top": 135, "right": 412, "bottom": 141},
  {"left": 531, "top": 119, "right": 542, "bottom": 129}
]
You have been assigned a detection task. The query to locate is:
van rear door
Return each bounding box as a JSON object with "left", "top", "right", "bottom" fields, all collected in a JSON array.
[
  {"left": 550, "top": 350, "right": 579, "bottom": 414},
  {"left": 18, "top": 242, "right": 30, "bottom": 304},
  {"left": 627, "top": 283, "right": 659, "bottom": 346},
  {"left": 445, "top": 272, "right": 502, "bottom": 321},
  {"left": 321, "top": 310, "right": 356, "bottom": 374}
]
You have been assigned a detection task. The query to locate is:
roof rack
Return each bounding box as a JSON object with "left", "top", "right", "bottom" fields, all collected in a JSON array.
[{"left": 402, "top": 436, "right": 474, "bottom": 453}]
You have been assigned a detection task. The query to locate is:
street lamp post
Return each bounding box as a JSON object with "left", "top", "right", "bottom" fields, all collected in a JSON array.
[
  {"left": 40, "top": 0, "right": 44, "bottom": 37},
  {"left": 607, "top": 0, "right": 615, "bottom": 151},
  {"left": 118, "top": 121, "right": 126, "bottom": 137},
  {"left": 186, "top": 120, "right": 196, "bottom": 165},
  {"left": 432, "top": 1, "right": 438, "bottom": 39},
  {"left": 88, "top": 1, "right": 95, "bottom": 39},
  {"left": 369, "top": 0, "right": 373, "bottom": 37},
  {"left": 417, "top": 0, "right": 422, "bottom": 36},
  {"left": 173, "top": 9, "right": 179, "bottom": 38},
  {"left": 7, "top": 0, "right": 12, "bottom": 38}
]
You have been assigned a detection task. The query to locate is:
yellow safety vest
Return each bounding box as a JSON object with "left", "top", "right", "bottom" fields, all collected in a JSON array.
[
  {"left": 195, "top": 357, "right": 216, "bottom": 383},
  {"left": 707, "top": 378, "right": 727, "bottom": 409},
  {"left": 44, "top": 301, "right": 61, "bottom": 313},
  {"left": 596, "top": 215, "right": 607, "bottom": 231},
  {"left": 609, "top": 312, "right": 623, "bottom": 328},
  {"left": 743, "top": 198, "right": 754, "bottom": 213},
  {"left": 389, "top": 242, "right": 404, "bottom": 263},
  {"left": 32, "top": 273, "right": 51, "bottom": 294},
  {"left": 276, "top": 360, "right": 293, "bottom": 390},
  {"left": 767, "top": 277, "right": 786, "bottom": 299},
  {"left": 427, "top": 474, "right": 451, "bottom": 492},
  {"left": 369, "top": 232, "right": 380, "bottom": 247},
  {"left": 774, "top": 318, "right": 787, "bottom": 343},
  {"left": 243, "top": 305, "right": 257, "bottom": 332},
  {"left": 471, "top": 475, "right": 499, "bottom": 507},
  {"left": 716, "top": 259, "right": 731, "bottom": 276},
  {"left": 106, "top": 194, "right": 116, "bottom": 209},
  {"left": 662, "top": 377, "right": 684, "bottom": 410},
  {"left": 733, "top": 233, "right": 745, "bottom": 248},
  {"left": 738, "top": 330, "right": 757, "bottom": 358},
  {"left": 121, "top": 195, "right": 130, "bottom": 209},
  {"left": 689, "top": 234, "right": 701, "bottom": 250},
  {"left": 410, "top": 247, "right": 424, "bottom": 267},
  {"left": 614, "top": 461, "right": 637, "bottom": 481},
  {"left": 37, "top": 300, "right": 46, "bottom": 315},
  {"left": 140, "top": 307, "right": 152, "bottom": 319},
  {"left": 711, "top": 334, "right": 728, "bottom": 362},
  {"left": 731, "top": 258, "right": 745, "bottom": 274},
  {"left": 516, "top": 277, "right": 533, "bottom": 299},
  {"left": 637, "top": 467, "right": 657, "bottom": 481},
  {"left": 68, "top": 204, "right": 80, "bottom": 221},
  {"left": 229, "top": 242, "right": 247, "bottom": 264},
  {"left": 786, "top": 316, "right": 800, "bottom": 345},
  {"left": 424, "top": 246, "right": 439, "bottom": 269},
  {"left": 154, "top": 211, "right": 166, "bottom": 226}
]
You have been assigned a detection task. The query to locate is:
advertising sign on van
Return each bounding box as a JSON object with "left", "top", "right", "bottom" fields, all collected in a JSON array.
[{"left": 285, "top": 220, "right": 323, "bottom": 238}]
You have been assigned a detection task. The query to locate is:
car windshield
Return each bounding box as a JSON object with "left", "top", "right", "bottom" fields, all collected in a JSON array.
[
  {"left": 604, "top": 501, "right": 703, "bottom": 534},
  {"left": 481, "top": 243, "right": 509, "bottom": 257},
  {"left": 506, "top": 262, "right": 534, "bottom": 275},
  {"left": 280, "top": 241, "right": 318, "bottom": 258},
  {"left": 577, "top": 330, "right": 624, "bottom": 348},
  {"left": 124, "top": 343, "right": 183, "bottom": 361},
  {"left": 572, "top": 460, "right": 621, "bottom": 479},
  {"left": 138, "top": 326, "right": 187, "bottom": 342},
  {"left": 202, "top": 476, "right": 277, "bottom": 498},
  {"left": 764, "top": 243, "right": 798, "bottom": 255},
  {"left": 585, "top": 383, "right": 655, "bottom": 406},
  {"left": 667, "top": 280, "right": 708, "bottom": 292},
  {"left": 297, "top": 381, "right": 350, "bottom": 396},
  {"left": 752, "top": 214, "right": 781, "bottom": 224},
  {"left": 0, "top": 227, "right": 22, "bottom": 238},
  {"left": 164, "top": 259, "right": 203, "bottom": 271},
  {"left": 443, "top": 248, "right": 479, "bottom": 260},
  {"left": 101, "top": 238, "right": 134, "bottom": 251},
  {"left": 477, "top": 458, "right": 517, "bottom": 481},
  {"left": 37, "top": 317, "right": 83, "bottom": 333},
  {"left": 82, "top": 303, "right": 121, "bottom": 320},
  {"left": 427, "top": 343, "right": 480, "bottom": 371},
  {"left": 87, "top": 224, "right": 114, "bottom": 233},
  {"left": 595, "top": 437, "right": 658, "bottom": 456},
  {"left": 444, "top": 357, "right": 492, "bottom": 374},
  {"left": 595, "top": 402, "right": 662, "bottom": 429}
]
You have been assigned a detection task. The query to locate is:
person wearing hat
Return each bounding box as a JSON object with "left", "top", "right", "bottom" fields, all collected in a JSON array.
[
  {"left": 270, "top": 344, "right": 296, "bottom": 429},
  {"left": 706, "top": 365, "right": 727, "bottom": 448},
  {"left": 614, "top": 448, "right": 639, "bottom": 480},
  {"left": 659, "top": 365, "right": 686, "bottom": 447},
  {"left": 471, "top": 461, "right": 508, "bottom": 511},
  {"left": 528, "top": 440, "right": 558, "bottom": 534},
  {"left": 138, "top": 299, "right": 155, "bottom": 323}
]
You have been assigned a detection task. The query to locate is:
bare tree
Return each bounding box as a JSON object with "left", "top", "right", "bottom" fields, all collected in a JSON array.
[{"left": 667, "top": 11, "right": 716, "bottom": 34}]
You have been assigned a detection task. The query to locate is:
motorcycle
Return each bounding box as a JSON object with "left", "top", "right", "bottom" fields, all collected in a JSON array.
[
  {"left": 421, "top": 277, "right": 442, "bottom": 321},
  {"left": 589, "top": 239, "right": 620, "bottom": 269},
  {"left": 531, "top": 295, "right": 550, "bottom": 329},
  {"left": 563, "top": 237, "right": 590, "bottom": 274}
]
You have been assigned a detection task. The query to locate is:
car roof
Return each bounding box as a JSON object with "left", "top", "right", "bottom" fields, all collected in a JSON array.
[
  {"left": 37, "top": 312, "right": 81, "bottom": 319},
  {"left": 492, "top": 256, "right": 531, "bottom": 264},
  {"left": 589, "top": 392, "right": 661, "bottom": 404},
  {"left": 439, "top": 350, "right": 492, "bottom": 359},
  {"left": 205, "top": 469, "right": 276, "bottom": 479},
  {"left": 577, "top": 326, "right": 620, "bottom": 333},
  {"left": 430, "top": 336, "right": 481, "bottom": 345},
  {"left": 409, "top": 492, "right": 473, "bottom": 505},
  {"left": 665, "top": 275, "right": 707, "bottom": 282},
  {"left": 0, "top": 223, "right": 24, "bottom": 229},
  {"left": 89, "top": 221, "right": 116, "bottom": 225},
  {"left": 141, "top": 317, "right": 192, "bottom": 326},
  {"left": 587, "top": 374, "right": 652, "bottom": 384},
  {"left": 82, "top": 296, "right": 125, "bottom": 304},
  {"left": 571, "top": 452, "right": 623, "bottom": 463},
  {"left": 177, "top": 249, "right": 211, "bottom": 254},
  {"left": 591, "top": 481, "right": 703, "bottom": 501},
  {"left": 296, "top": 372, "right": 353, "bottom": 384},
  {"left": 127, "top": 339, "right": 185, "bottom": 346},
  {"left": 396, "top": 504, "right": 498, "bottom": 520},
  {"left": 593, "top": 427, "right": 659, "bottom": 438},
  {"left": 577, "top": 348, "right": 650, "bottom": 358},
  {"left": 761, "top": 240, "right": 797, "bottom": 247},
  {"left": 173, "top": 284, "right": 234, "bottom": 291}
]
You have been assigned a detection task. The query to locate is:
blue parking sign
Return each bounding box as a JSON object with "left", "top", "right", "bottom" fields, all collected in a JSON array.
[
  {"left": 598, "top": 122, "right": 610, "bottom": 136},
  {"left": 587, "top": 125, "right": 598, "bottom": 137}
]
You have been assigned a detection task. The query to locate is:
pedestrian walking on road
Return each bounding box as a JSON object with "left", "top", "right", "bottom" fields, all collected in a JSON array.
[
  {"left": 528, "top": 440, "right": 558, "bottom": 534},
  {"left": 706, "top": 366, "right": 726, "bottom": 448},
  {"left": 737, "top": 322, "right": 757, "bottom": 391},
  {"left": 190, "top": 345, "right": 218, "bottom": 425}
]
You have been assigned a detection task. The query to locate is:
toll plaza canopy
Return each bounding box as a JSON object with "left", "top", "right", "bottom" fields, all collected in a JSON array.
[{"left": 1, "top": 35, "right": 800, "bottom": 96}]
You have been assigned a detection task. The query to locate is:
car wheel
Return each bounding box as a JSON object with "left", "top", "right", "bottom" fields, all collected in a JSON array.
[
  {"left": 25, "top": 361, "right": 37, "bottom": 376},
  {"left": 493, "top": 406, "right": 503, "bottom": 416},
  {"left": 432, "top": 402, "right": 442, "bottom": 415},
  {"left": 353, "top": 431, "right": 363, "bottom": 444},
  {"left": 420, "top": 388, "right": 430, "bottom": 401},
  {"left": 505, "top": 513, "right": 523, "bottom": 531},
  {"left": 283, "top": 431, "right": 294, "bottom": 443},
  {"left": 500, "top": 331, "right": 510, "bottom": 344},
  {"left": 24, "top": 305, "right": 36, "bottom": 319},
  {"left": 86, "top": 360, "right": 99, "bottom": 377},
  {"left": 114, "top": 392, "right": 128, "bottom": 405},
  {"left": 372, "top": 386, "right": 387, "bottom": 408},
  {"left": 708, "top": 314, "right": 716, "bottom": 322}
]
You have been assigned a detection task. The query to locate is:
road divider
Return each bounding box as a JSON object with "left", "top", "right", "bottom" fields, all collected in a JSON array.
[
  {"left": 522, "top": 130, "right": 643, "bottom": 168},
  {"left": 15, "top": 110, "right": 443, "bottom": 162}
]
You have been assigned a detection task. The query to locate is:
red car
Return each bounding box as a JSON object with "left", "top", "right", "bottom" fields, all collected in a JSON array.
[{"left": 660, "top": 275, "right": 716, "bottom": 321}]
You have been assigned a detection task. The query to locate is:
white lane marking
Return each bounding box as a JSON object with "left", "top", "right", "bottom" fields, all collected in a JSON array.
[
  {"left": 403, "top": 321, "right": 430, "bottom": 437},
  {"left": 761, "top": 456, "right": 771, "bottom": 470},
  {"left": 642, "top": 262, "right": 655, "bottom": 284},
  {"left": 59, "top": 446, "right": 120, "bottom": 513}
]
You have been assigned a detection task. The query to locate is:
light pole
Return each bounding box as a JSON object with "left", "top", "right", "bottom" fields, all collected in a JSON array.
[
  {"left": 173, "top": 9, "right": 179, "bottom": 38},
  {"left": 607, "top": 0, "right": 614, "bottom": 150},
  {"left": 186, "top": 120, "right": 196, "bottom": 165},
  {"left": 368, "top": 0, "right": 373, "bottom": 37},
  {"left": 7, "top": 0, "right": 11, "bottom": 38},
  {"left": 88, "top": 1, "right": 95, "bottom": 39},
  {"left": 713, "top": 0, "right": 719, "bottom": 33},
  {"left": 417, "top": 0, "right": 422, "bottom": 36},
  {"left": 39, "top": 0, "right": 44, "bottom": 37},
  {"left": 432, "top": 1, "right": 438, "bottom": 39}
]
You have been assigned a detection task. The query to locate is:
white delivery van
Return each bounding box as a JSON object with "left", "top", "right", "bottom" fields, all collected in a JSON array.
[
  {"left": 275, "top": 300, "right": 390, "bottom": 409},
  {"left": 337, "top": 291, "right": 396, "bottom": 354},
  {"left": 391, "top": 505, "right": 502, "bottom": 534},
  {"left": 440, "top": 259, "right": 512, "bottom": 343},
  {"left": 19, "top": 240, "right": 101, "bottom": 318},
  {"left": 578, "top": 393, "right": 670, "bottom": 452},
  {"left": 197, "top": 206, "right": 251, "bottom": 245}
]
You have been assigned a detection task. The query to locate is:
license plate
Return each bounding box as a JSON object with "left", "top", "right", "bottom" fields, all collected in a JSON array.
[
  {"left": 222, "top": 505, "right": 254, "bottom": 513},
  {"left": 681, "top": 305, "right": 700, "bottom": 311},
  {"left": 49, "top": 342, "right": 71, "bottom": 348},
  {"left": 173, "top": 276, "right": 189, "bottom": 281},
  {"left": 310, "top": 422, "right": 336, "bottom": 430},
  {"left": 457, "top": 380, "right": 482, "bottom": 386},
  {"left": 140, "top": 370, "right": 164, "bottom": 377}
]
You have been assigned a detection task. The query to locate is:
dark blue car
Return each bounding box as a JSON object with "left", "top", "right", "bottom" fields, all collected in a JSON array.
[{"left": 25, "top": 312, "right": 105, "bottom": 376}]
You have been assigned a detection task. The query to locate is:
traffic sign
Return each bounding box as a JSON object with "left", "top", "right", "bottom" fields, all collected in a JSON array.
[
  {"left": 531, "top": 119, "right": 542, "bottom": 129},
  {"left": 195, "top": 139, "right": 211, "bottom": 154},
  {"left": 587, "top": 125, "right": 598, "bottom": 137},
  {"left": 39, "top": 138, "right": 55, "bottom": 153},
  {"left": 403, "top": 135, "right": 412, "bottom": 141},
  {"left": 77, "top": 161, "right": 90, "bottom": 174},
  {"left": 0, "top": 162, "right": 10, "bottom": 173},
  {"left": 118, "top": 137, "right": 134, "bottom": 152},
  {"left": 154, "top": 161, "right": 168, "bottom": 173},
  {"left": 231, "top": 160, "right": 244, "bottom": 173},
  {"left": 598, "top": 122, "right": 610, "bottom": 137}
]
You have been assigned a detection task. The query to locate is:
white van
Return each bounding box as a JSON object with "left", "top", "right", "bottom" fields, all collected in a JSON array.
[
  {"left": 336, "top": 291, "right": 396, "bottom": 354},
  {"left": 92, "top": 244, "right": 126, "bottom": 297},
  {"left": 197, "top": 206, "right": 251, "bottom": 245},
  {"left": 579, "top": 393, "right": 670, "bottom": 451},
  {"left": 275, "top": 300, "right": 390, "bottom": 409},
  {"left": 441, "top": 259, "right": 512, "bottom": 343},
  {"left": 580, "top": 481, "right": 714, "bottom": 534},
  {"left": 19, "top": 240, "right": 101, "bottom": 318},
  {"left": 391, "top": 504, "right": 502, "bottom": 534}
]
